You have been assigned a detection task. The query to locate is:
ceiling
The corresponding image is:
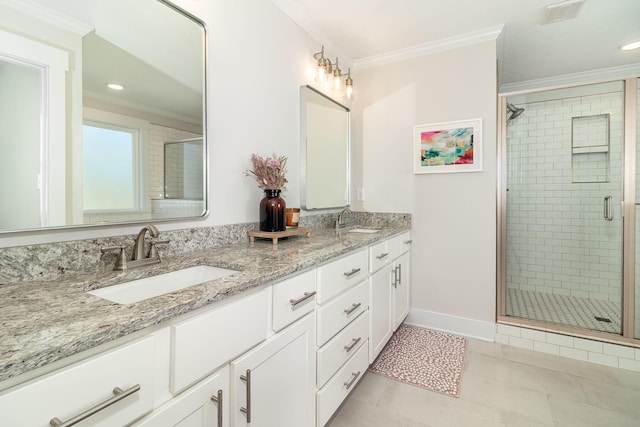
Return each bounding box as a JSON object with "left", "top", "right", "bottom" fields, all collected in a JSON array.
[{"left": 274, "top": 0, "right": 640, "bottom": 87}]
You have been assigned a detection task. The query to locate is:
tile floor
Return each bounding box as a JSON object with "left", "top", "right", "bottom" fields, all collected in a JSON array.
[
  {"left": 326, "top": 337, "right": 640, "bottom": 426},
  {"left": 506, "top": 288, "right": 621, "bottom": 334}
]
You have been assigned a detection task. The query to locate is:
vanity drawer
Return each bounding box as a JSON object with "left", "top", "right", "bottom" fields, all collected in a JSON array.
[
  {"left": 369, "top": 240, "right": 390, "bottom": 273},
  {"left": 316, "top": 341, "right": 368, "bottom": 427},
  {"left": 317, "top": 279, "right": 368, "bottom": 346},
  {"left": 387, "top": 231, "right": 412, "bottom": 260},
  {"left": 317, "top": 310, "right": 369, "bottom": 388},
  {"left": 171, "top": 289, "right": 268, "bottom": 394},
  {"left": 317, "top": 248, "right": 368, "bottom": 304},
  {"left": 0, "top": 336, "right": 155, "bottom": 427},
  {"left": 273, "top": 269, "right": 316, "bottom": 331}
]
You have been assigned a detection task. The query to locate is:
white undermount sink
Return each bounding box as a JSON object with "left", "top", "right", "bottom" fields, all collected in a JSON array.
[
  {"left": 348, "top": 228, "right": 380, "bottom": 234},
  {"left": 88, "top": 265, "right": 238, "bottom": 304}
]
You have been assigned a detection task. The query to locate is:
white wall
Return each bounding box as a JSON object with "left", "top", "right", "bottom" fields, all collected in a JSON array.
[
  {"left": 0, "top": 0, "right": 351, "bottom": 247},
  {"left": 352, "top": 41, "right": 498, "bottom": 332},
  {"left": 0, "top": 62, "right": 41, "bottom": 230}
]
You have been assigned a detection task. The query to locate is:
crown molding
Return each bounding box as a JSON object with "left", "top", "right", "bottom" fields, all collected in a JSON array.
[
  {"left": 353, "top": 24, "right": 504, "bottom": 70},
  {"left": 499, "top": 63, "right": 640, "bottom": 95},
  {"left": 0, "top": 0, "right": 93, "bottom": 36},
  {"left": 271, "top": 0, "right": 353, "bottom": 66}
]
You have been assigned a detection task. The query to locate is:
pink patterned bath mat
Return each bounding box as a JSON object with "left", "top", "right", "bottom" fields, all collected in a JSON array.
[{"left": 369, "top": 325, "right": 467, "bottom": 397}]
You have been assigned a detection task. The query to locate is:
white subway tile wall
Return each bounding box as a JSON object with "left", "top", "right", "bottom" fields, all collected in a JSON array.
[
  {"left": 506, "top": 91, "right": 624, "bottom": 316},
  {"left": 496, "top": 324, "right": 640, "bottom": 372}
]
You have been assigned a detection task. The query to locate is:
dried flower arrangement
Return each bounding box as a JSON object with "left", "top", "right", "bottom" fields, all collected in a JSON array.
[{"left": 245, "top": 153, "right": 288, "bottom": 190}]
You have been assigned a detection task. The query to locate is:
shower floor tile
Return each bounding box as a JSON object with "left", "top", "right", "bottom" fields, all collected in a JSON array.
[{"left": 506, "top": 288, "right": 621, "bottom": 334}]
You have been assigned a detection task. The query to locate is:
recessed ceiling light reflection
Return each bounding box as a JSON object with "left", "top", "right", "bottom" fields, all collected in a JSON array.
[
  {"left": 621, "top": 40, "right": 640, "bottom": 51},
  {"left": 107, "top": 83, "right": 125, "bottom": 90}
]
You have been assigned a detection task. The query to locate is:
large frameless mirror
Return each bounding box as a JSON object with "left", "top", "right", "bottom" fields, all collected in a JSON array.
[
  {"left": 300, "top": 85, "right": 350, "bottom": 210},
  {"left": 0, "top": 0, "right": 207, "bottom": 233}
]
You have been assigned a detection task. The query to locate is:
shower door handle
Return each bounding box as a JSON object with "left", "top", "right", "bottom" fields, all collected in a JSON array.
[{"left": 604, "top": 196, "right": 613, "bottom": 221}]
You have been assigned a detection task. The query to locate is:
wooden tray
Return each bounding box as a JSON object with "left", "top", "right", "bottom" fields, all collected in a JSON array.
[{"left": 248, "top": 227, "right": 312, "bottom": 245}]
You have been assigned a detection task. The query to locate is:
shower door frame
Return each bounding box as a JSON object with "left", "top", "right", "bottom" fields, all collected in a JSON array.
[{"left": 497, "top": 78, "right": 638, "bottom": 345}]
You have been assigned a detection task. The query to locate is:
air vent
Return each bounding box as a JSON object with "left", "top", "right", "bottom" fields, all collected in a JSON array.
[{"left": 541, "top": 0, "right": 585, "bottom": 25}]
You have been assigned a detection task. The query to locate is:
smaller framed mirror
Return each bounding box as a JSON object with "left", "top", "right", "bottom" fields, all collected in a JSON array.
[{"left": 300, "top": 86, "right": 350, "bottom": 210}]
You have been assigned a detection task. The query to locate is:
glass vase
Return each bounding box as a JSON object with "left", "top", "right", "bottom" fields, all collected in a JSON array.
[{"left": 259, "top": 189, "right": 286, "bottom": 232}]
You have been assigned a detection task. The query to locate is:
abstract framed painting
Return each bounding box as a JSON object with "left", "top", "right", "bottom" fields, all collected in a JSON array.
[{"left": 413, "top": 118, "right": 482, "bottom": 174}]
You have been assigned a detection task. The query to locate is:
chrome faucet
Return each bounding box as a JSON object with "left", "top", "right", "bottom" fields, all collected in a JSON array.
[
  {"left": 101, "top": 224, "right": 169, "bottom": 271},
  {"left": 132, "top": 224, "right": 160, "bottom": 260},
  {"left": 336, "top": 208, "right": 353, "bottom": 230}
]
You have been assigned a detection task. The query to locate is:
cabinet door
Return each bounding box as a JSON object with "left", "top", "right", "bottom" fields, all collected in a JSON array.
[
  {"left": 369, "top": 265, "right": 393, "bottom": 363},
  {"left": 0, "top": 337, "right": 155, "bottom": 427},
  {"left": 231, "top": 314, "right": 316, "bottom": 427},
  {"left": 133, "top": 366, "right": 229, "bottom": 427},
  {"left": 393, "top": 252, "right": 410, "bottom": 330}
]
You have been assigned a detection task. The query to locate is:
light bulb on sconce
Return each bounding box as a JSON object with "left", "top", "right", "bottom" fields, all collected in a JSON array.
[
  {"left": 314, "top": 46, "right": 328, "bottom": 82},
  {"left": 345, "top": 68, "right": 353, "bottom": 99},
  {"left": 332, "top": 58, "right": 342, "bottom": 90}
]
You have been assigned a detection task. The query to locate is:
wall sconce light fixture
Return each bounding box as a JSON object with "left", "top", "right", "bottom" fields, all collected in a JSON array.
[{"left": 313, "top": 45, "right": 354, "bottom": 99}]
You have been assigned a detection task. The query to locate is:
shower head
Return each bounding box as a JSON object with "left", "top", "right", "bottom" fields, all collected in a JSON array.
[{"left": 507, "top": 103, "right": 525, "bottom": 123}]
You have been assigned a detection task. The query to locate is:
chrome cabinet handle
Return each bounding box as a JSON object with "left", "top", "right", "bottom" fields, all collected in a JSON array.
[
  {"left": 343, "top": 371, "right": 361, "bottom": 389},
  {"left": 396, "top": 264, "right": 402, "bottom": 286},
  {"left": 289, "top": 291, "right": 316, "bottom": 307},
  {"left": 343, "top": 268, "right": 361, "bottom": 278},
  {"left": 392, "top": 267, "right": 398, "bottom": 288},
  {"left": 240, "top": 369, "right": 251, "bottom": 422},
  {"left": 49, "top": 384, "right": 140, "bottom": 427},
  {"left": 404, "top": 240, "right": 413, "bottom": 245},
  {"left": 344, "top": 302, "right": 362, "bottom": 315},
  {"left": 604, "top": 196, "right": 613, "bottom": 221},
  {"left": 344, "top": 337, "right": 362, "bottom": 352},
  {"left": 210, "top": 389, "right": 223, "bottom": 427},
  {"left": 376, "top": 253, "right": 389, "bottom": 260}
]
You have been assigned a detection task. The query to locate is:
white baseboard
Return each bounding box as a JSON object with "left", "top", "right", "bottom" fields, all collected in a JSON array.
[{"left": 405, "top": 308, "right": 496, "bottom": 342}]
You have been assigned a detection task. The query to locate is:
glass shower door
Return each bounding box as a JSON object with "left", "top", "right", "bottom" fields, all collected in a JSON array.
[
  {"left": 504, "top": 81, "right": 625, "bottom": 334},
  {"left": 635, "top": 77, "right": 640, "bottom": 339}
]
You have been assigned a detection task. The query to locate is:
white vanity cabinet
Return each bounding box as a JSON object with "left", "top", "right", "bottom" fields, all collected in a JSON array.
[
  {"left": 0, "top": 228, "right": 411, "bottom": 427},
  {"left": 170, "top": 289, "right": 269, "bottom": 394},
  {"left": 315, "top": 249, "right": 371, "bottom": 427},
  {"left": 231, "top": 314, "right": 316, "bottom": 427},
  {"left": 0, "top": 336, "right": 156, "bottom": 427},
  {"left": 392, "top": 251, "right": 411, "bottom": 330},
  {"left": 133, "top": 366, "right": 229, "bottom": 427},
  {"left": 369, "top": 265, "right": 394, "bottom": 362},
  {"left": 369, "top": 231, "right": 412, "bottom": 362}
]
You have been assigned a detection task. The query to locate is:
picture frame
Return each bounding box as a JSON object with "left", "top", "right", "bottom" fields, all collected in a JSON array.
[{"left": 413, "top": 118, "right": 482, "bottom": 174}]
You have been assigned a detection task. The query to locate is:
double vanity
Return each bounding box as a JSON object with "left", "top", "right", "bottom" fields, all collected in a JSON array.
[{"left": 0, "top": 217, "right": 411, "bottom": 426}]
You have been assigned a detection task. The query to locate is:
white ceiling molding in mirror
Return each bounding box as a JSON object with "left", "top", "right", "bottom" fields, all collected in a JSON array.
[
  {"left": 0, "top": 0, "right": 207, "bottom": 233},
  {"left": 300, "top": 85, "right": 350, "bottom": 210}
]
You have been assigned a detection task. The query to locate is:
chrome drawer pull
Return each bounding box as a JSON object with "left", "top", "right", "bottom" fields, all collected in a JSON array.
[
  {"left": 49, "top": 384, "right": 140, "bottom": 427},
  {"left": 344, "top": 337, "right": 362, "bottom": 352},
  {"left": 343, "top": 268, "right": 361, "bottom": 278},
  {"left": 396, "top": 265, "right": 402, "bottom": 286},
  {"left": 289, "top": 291, "right": 317, "bottom": 307},
  {"left": 344, "top": 302, "right": 362, "bottom": 315},
  {"left": 344, "top": 371, "right": 361, "bottom": 389},
  {"left": 210, "top": 389, "right": 223, "bottom": 427},
  {"left": 375, "top": 253, "right": 389, "bottom": 260},
  {"left": 240, "top": 369, "right": 252, "bottom": 422},
  {"left": 404, "top": 240, "right": 413, "bottom": 244}
]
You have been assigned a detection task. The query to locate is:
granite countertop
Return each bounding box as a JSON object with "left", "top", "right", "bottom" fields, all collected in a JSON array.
[{"left": 0, "top": 225, "right": 409, "bottom": 384}]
